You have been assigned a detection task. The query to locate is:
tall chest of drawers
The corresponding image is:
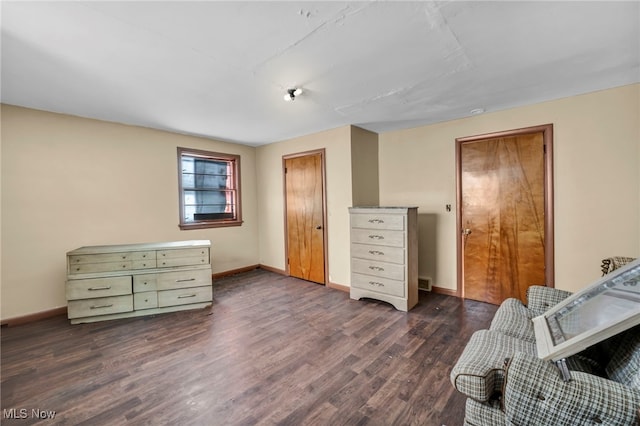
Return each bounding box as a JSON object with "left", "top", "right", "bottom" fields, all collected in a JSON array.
[
  {"left": 66, "top": 240, "right": 212, "bottom": 324},
  {"left": 349, "top": 207, "right": 418, "bottom": 312}
]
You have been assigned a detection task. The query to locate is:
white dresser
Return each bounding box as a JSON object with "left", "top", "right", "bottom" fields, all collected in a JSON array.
[
  {"left": 66, "top": 240, "right": 212, "bottom": 324},
  {"left": 349, "top": 207, "right": 418, "bottom": 311}
]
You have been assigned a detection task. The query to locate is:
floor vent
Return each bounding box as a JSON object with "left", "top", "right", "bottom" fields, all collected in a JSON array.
[{"left": 418, "top": 277, "right": 432, "bottom": 292}]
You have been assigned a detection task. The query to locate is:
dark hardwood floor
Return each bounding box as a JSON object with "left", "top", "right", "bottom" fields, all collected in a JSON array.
[{"left": 1, "top": 269, "right": 497, "bottom": 425}]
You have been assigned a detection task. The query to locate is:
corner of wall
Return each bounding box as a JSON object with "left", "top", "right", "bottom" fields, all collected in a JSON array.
[{"left": 350, "top": 126, "right": 380, "bottom": 207}]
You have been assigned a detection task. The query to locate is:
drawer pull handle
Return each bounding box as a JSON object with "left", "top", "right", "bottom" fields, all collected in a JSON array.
[
  {"left": 369, "top": 266, "right": 384, "bottom": 271},
  {"left": 178, "top": 294, "right": 197, "bottom": 299},
  {"left": 90, "top": 304, "right": 114, "bottom": 310},
  {"left": 88, "top": 286, "right": 111, "bottom": 291},
  {"left": 368, "top": 250, "right": 385, "bottom": 255},
  {"left": 369, "top": 281, "right": 385, "bottom": 287},
  {"left": 368, "top": 219, "right": 385, "bottom": 224},
  {"left": 176, "top": 278, "right": 196, "bottom": 283},
  {"left": 368, "top": 235, "right": 384, "bottom": 240}
]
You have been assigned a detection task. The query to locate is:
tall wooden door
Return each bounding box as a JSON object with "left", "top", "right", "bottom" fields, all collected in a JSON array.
[
  {"left": 457, "top": 125, "right": 554, "bottom": 305},
  {"left": 284, "top": 151, "right": 326, "bottom": 284}
]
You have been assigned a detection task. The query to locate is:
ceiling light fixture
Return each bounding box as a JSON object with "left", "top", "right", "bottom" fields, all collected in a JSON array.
[{"left": 284, "top": 87, "right": 303, "bottom": 102}]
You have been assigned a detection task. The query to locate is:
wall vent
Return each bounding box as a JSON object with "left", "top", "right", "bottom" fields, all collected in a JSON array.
[{"left": 418, "top": 276, "right": 432, "bottom": 292}]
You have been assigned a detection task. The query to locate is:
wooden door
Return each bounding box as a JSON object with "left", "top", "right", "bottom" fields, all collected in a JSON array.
[
  {"left": 457, "top": 125, "right": 554, "bottom": 305},
  {"left": 284, "top": 151, "right": 326, "bottom": 284}
]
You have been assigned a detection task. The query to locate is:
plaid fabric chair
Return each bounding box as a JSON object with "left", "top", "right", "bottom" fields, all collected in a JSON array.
[
  {"left": 503, "top": 344, "right": 640, "bottom": 426},
  {"left": 451, "top": 283, "right": 640, "bottom": 426}
]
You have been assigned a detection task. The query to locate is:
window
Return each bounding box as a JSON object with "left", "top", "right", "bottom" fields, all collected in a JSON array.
[{"left": 178, "top": 147, "right": 242, "bottom": 229}]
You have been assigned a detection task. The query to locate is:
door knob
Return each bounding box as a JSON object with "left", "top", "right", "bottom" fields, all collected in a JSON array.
[
  {"left": 462, "top": 228, "right": 472, "bottom": 236},
  {"left": 315, "top": 225, "right": 322, "bottom": 230}
]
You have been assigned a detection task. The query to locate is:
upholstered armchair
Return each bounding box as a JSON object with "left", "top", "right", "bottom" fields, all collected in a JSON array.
[{"left": 451, "top": 257, "right": 640, "bottom": 425}]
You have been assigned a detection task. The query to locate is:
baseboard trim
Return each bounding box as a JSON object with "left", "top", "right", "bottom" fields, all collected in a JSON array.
[
  {"left": 328, "top": 281, "right": 349, "bottom": 293},
  {"left": 257, "top": 264, "right": 287, "bottom": 276},
  {"left": 1, "top": 306, "right": 67, "bottom": 327},
  {"left": 3, "top": 265, "right": 263, "bottom": 326},
  {"left": 212, "top": 264, "right": 260, "bottom": 279},
  {"left": 431, "top": 286, "right": 460, "bottom": 297},
  {"left": 258, "top": 265, "right": 348, "bottom": 292},
  {"left": 1, "top": 266, "right": 360, "bottom": 326}
]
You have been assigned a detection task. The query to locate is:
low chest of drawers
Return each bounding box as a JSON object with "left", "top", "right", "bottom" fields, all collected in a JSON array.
[
  {"left": 66, "top": 240, "right": 212, "bottom": 324},
  {"left": 349, "top": 207, "right": 418, "bottom": 312}
]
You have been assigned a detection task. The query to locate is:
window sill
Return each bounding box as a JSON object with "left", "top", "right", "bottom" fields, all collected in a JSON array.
[{"left": 179, "top": 220, "right": 243, "bottom": 230}]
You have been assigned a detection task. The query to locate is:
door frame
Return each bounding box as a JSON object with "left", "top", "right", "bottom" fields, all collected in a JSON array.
[
  {"left": 282, "top": 148, "right": 329, "bottom": 285},
  {"left": 455, "top": 124, "right": 555, "bottom": 298}
]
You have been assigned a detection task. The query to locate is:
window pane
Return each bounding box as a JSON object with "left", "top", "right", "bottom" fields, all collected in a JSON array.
[
  {"left": 181, "top": 157, "right": 195, "bottom": 187},
  {"left": 193, "top": 159, "right": 229, "bottom": 189}
]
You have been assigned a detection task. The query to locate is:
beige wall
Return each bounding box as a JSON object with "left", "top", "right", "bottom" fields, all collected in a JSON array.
[
  {"left": 351, "top": 126, "right": 379, "bottom": 207},
  {"left": 3, "top": 84, "right": 638, "bottom": 320},
  {"left": 379, "top": 84, "right": 640, "bottom": 294},
  {"left": 1, "top": 105, "right": 259, "bottom": 320},
  {"left": 256, "top": 126, "right": 353, "bottom": 286}
]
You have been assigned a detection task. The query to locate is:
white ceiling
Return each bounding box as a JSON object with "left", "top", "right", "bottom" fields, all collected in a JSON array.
[{"left": 2, "top": 1, "right": 639, "bottom": 146}]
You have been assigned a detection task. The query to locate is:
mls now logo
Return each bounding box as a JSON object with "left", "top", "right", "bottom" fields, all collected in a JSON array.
[
  {"left": 3, "top": 408, "right": 56, "bottom": 419},
  {"left": 3, "top": 408, "right": 28, "bottom": 419}
]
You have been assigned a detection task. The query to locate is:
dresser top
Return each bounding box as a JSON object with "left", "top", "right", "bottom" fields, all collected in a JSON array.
[
  {"left": 349, "top": 206, "right": 418, "bottom": 213},
  {"left": 67, "top": 240, "right": 211, "bottom": 255}
]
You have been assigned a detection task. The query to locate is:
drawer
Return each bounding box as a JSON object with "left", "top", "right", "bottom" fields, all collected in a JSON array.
[
  {"left": 70, "top": 261, "right": 156, "bottom": 274},
  {"left": 134, "top": 291, "right": 158, "bottom": 310},
  {"left": 350, "top": 228, "right": 405, "bottom": 248},
  {"left": 67, "top": 295, "right": 133, "bottom": 319},
  {"left": 156, "top": 268, "right": 212, "bottom": 291},
  {"left": 157, "top": 256, "right": 209, "bottom": 268},
  {"left": 133, "top": 274, "right": 158, "bottom": 292},
  {"left": 351, "top": 214, "right": 404, "bottom": 231},
  {"left": 352, "top": 258, "right": 405, "bottom": 281},
  {"left": 68, "top": 251, "right": 155, "bottom": 265},
  {"left": 157, "top": 247, "right": 208, "bottom": 259},
  {"left": 66, "top": 276, "right": 132, "bottom": 300},
  {"left": 351, "top": 243, "right": 405, "bottom": 264},
  {"left": 69, "top": 256, "right": 156, "bottom": 274},
  {"left": 158, "top": 286, "right": 212, "bottom": 307},
  {"left": 351, "top": 273, "right": 405, "bottom": 298},
  {"left": 157, "top": 247, "right": 209, "bottom": 268},
  {"left": 157, "top": 247, "right": 209, "bottom": 259},
  {"left": 69, "top": 261, "right": 133, "bottom": 274}
]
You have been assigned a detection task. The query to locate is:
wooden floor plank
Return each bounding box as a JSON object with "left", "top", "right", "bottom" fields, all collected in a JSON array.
[{"left": 1, "top": 268, "right": 497, "bottom": 425}]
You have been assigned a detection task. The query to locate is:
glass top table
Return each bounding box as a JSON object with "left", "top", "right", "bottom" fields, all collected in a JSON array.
[{"left": 533, "top": 259, "right": 640, "bottom": 362}]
